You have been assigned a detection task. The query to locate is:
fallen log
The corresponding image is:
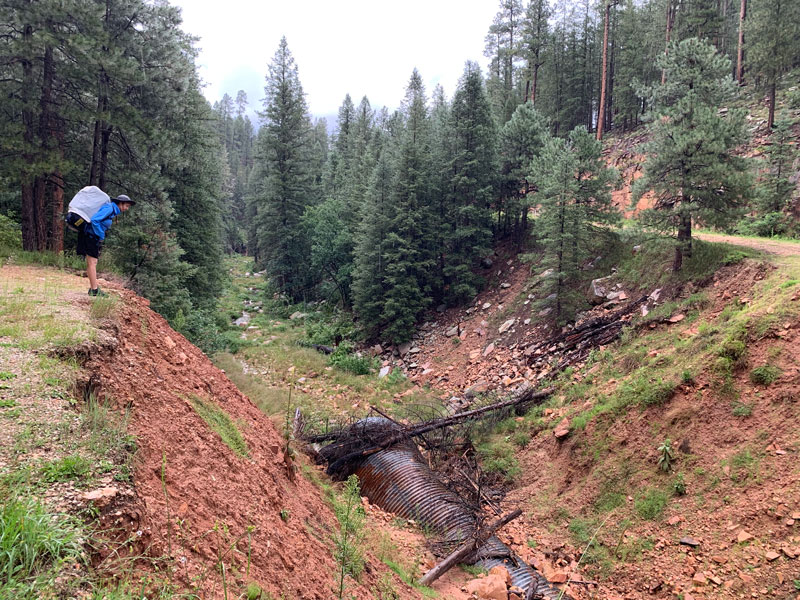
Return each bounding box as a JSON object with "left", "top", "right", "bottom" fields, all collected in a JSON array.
[{"left": 419, "top": 508, "right": 522, "bottom": 587}]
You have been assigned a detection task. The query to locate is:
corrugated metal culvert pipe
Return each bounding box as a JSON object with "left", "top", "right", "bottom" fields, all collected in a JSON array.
[{"left": 350, "top": 437, "right": 568, "bottom": 600}]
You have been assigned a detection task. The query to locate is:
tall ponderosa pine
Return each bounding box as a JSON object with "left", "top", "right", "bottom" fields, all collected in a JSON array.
[
  {"left": 530, "top": 126, "right": 619, "bottom": 323},
  {"left": 634, "top": 37, "right": 751, "bottom": 271},
  {"left": 250, "top": 37, "right": 315, "bottom": 300}
]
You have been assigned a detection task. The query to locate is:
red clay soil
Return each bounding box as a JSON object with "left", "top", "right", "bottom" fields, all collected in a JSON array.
[{"left": 83, "top": 284, "right": 422, "bottom": 599}]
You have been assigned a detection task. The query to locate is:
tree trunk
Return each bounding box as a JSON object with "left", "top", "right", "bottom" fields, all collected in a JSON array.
[
  {"left": 736, "top": 0, "right": 746, "bottom": 84},
  {"left": 673, "top": 211, "right": 692, "bottom": 272},
  {"left": 768, "top": 81, "right": 776, "bottom": 129},
  {"left": 531, "top": 63, "right": 539, "bottom": 105},
  {"left": 662, "top": 1, "right": 677, "bottom": 85},
  {"left": 21, "top": 22, "right": 38, "bottom": 251},
  {"left": 597, "top": 2, "right": 611, "bottom": 140},
  {"left": 49, "top": 170, "right": 65, "bottom": 253},
  {"left": 33, "top": 45, "right": 56, "bottom": 252}
]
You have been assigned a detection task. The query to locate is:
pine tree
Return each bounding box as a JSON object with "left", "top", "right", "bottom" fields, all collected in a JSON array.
[
  {"left": 380, "top": 70, "right": 434, "bottom": 343},
  {"left": 351, "top": 131, "right": 396, "bottom": 337},
  {"left": 250, "top": 37, "right": 315, "bottom": 299},
  {"left": 498, "top": 102, "right": 550, "bottom": 243},
  {"left": 531, "top": 127, "right": 619, "bottom": 323},
  {"left": 444, "top": 62, "right": 497, "bottom": 304},
  {"left": 633, "top": 37, "right": 751, "bottom": 271},
  {"left": 747, "top": 0, "right": 800, "bottom": 129}
]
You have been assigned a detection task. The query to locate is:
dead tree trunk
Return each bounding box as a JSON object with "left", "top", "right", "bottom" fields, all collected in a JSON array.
[
  {"left": 419, "top": 509, "right": 522, "bottom": 587},
  {"left": 662, "top": 0, "right": 678, "bottom": 85}
]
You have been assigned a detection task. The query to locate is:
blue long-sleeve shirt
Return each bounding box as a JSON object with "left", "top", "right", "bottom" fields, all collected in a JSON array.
[{"left": 88, "top": 202, "right": 120, "bottom": 240}]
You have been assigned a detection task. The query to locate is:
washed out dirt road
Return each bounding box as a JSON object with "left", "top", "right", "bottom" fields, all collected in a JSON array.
[{"left": 695, "top": 231, "right": 800, "bottom": 257}]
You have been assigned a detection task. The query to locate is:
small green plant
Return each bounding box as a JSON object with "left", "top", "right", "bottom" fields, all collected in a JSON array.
[
  {"left": 477, "top": 440, "right": 521, "bottom": 482},
  {"left": 246, "top": 581, "right": 263, "bottom": 599},
  {"left": 0, "top": 399, "right": 16, "bottom": 408},
  {"left": 0, "top": 372, "right": 16, "bottom": 381},
  {"left": 750, "top": 365, "right": 781, "bottom": 386},
  {"left": 451, "top": 336, "right": 461, "bottom": 346},
  {"left": 460, "top": 564, "right": 488, "bottom": 577},
  {"left": 681, "top": 370, "right": 694, "bottom": 384},
  {"left": 634, "top": 488, "right": 669, "bottom": 520},
  {"left": 657, "top": 439, "right": 674, "bottom": 472},
  {"left": 40, "top": 454, "right": 91, "bottom": 482},
  {"left": 334, "top": 474, "right": 366, "bottom": 599},
  {"left": 732, "top": 401, "right": 753, "bottom": 417},
  {"left": 89, "top": 294, "right": 119, "bottom": 319},
  {"left": 279, "top": 508, "right": 290, "bottom": 522},
  {"left": 672, "top": 472, "right": 687, "bottom": 496},
  {"left": 190, "top": 395, "right": 249, "bottom": 457},
  {"left": 793, "top": 580, "right": 800, "bottom": 591}
]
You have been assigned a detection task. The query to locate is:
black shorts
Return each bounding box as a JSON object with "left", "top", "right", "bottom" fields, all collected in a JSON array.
[{"left": 76, "top": 228, "right": 102, "bottom": 259}]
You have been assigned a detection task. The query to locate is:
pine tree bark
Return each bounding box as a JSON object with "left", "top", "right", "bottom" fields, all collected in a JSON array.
[
  {"left": 597, "top": 1, "right": 611, "bottom": 140},
  {"left": 736, "top": 0, "right": 746, "bottom": 84},
  {"left": 673, "top": 210, "right": 692, "bottom": 272},
  {"left": 21, "top": 22, "right": 38, "bottom": 251},
  {"left": 662, "top": 0, "right": 678, "bottom": 85},
  {"left": 767, "top": 81, "right": 776, "bottom": 129}
]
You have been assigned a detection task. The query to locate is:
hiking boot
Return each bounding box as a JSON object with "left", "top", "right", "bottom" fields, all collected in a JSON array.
[{"left": 88, "top": 287, "right": 107, "bottom": 297}]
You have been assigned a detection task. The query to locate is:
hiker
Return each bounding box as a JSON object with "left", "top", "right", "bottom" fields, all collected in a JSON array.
[{"left": 67, "top": 186, "right": 135, "bottom": 297}]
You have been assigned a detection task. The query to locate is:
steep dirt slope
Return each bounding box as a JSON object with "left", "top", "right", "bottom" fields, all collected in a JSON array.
[{"left": 70, "top": 281, "right": 423, "bottom": 599}]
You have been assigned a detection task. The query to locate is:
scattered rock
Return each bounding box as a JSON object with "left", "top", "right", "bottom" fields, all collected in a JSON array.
[
  {"left": 378, "top": 366, "right": 391, "bottom": 379},
  {"left": 445, "top": 326, "right": 459, "bottom": 337},
  {"left": 398, "top": 342, "right": 412, "bottom": 357},
  {"left": 436, "top": 304, "right": 447, "bottom": 313},
  {"left": 289, "top": 311, "right": 307, "bottom": 320},
  {"left": 163, "top": 336, "right": 176, "bottom": 350},
  {"left": 81, "top": 487, "right": 118, "bottom": 508},
  {"left": 588, "top": 275, "right": 614, "bottom": 304},
  {"left": 554, "top": 418, "right": 570, "bottom": 439},
  {"left": 549, "top": 571, "right": 569, "bottom": 584},
  {"left": 680, "top": 537, "right": 701, "bottom": 547},
  {"left": 500, "top": 282, "right": 511, "bottom": 289},
  {"left": 498, "top": 319, "right": 515, "bottom": 334},
  {"left": 668, "top": 313, "right": 686, "bottom": 323},
  {"left": 488, "top": 565, "right": 511, "bottom": 586},
  {"left": 370, "top": 344, "right": 383, "bottom": 356},
  {"left": 234, "top": 312, "right": 251, "bottom": 326},
  {"left": 692, "top": 572, "right": 707, "bottom": 586},
  {"left": 483, "top": 343, "right": 495, "bottom": 357},
  {"left": 465, "top": 574, "right": 507, "bottom": 600},
  {"left": 540, "top": 268, "right": 554, "bottom": 278},
  {"left": 465, "top": 381, "right": 489, "bottom": 397},
  {"left": 481, "top": 257, "right": 493, "bottom": 268},
  {"left": 482, "top": 302, "right": 492, "bottom": 310},
  {"left": 737, "top": 530, "right": 754, "bottom": 543},
  {"left": 765, "top": 551, "right": 781, "bottom": 562}
]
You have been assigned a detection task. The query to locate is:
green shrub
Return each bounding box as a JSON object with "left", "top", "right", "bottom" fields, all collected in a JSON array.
[
  {"left": 634, "top": 488, "right": 668, "bottom": 520},
  {"left": 750, "top": 365, "right": 781, "bottom": 386},
  {"left": 0, "top": 214, "right": 21, "bottom": 251},
  {"left": 672, "top": 473, "right": 687, "bottom": 496},
  {"left": 328, "top": 343, "right": 378, "bottom": 376},
  {"left": 732, "top": 401, "right": 753, "bottom": 417}
]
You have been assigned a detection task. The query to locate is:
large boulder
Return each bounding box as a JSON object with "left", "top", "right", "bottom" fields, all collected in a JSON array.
[{"left": 588, "top": 275, "right": 614, "bottom": 304}]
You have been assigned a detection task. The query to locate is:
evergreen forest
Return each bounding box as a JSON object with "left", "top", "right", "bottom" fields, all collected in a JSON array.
[{"left": 2, "top": 0, "right": 799, "bottom": 347}]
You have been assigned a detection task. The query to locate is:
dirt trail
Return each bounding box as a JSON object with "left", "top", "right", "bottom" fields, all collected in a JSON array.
[{"left": 695, "top": 232, "right": 800, "bottom": 257}]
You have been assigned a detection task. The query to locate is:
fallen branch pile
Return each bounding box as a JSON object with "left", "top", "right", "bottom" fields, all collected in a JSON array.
[
  {"left": 306, "top": 384, "right": 552, "bottom": 479},
  {"left": 525, "top": 295, "right": 647, "bottom": 372}
]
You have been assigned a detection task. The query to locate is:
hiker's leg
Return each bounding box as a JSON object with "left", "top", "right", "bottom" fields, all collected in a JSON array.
[{"left": 87, "top": 256, "right": 98, "bottom": 290}]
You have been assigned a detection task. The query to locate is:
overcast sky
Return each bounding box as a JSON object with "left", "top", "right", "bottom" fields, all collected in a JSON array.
[{"left": 172, "top": 0, "right": 498, "bottom": 124}]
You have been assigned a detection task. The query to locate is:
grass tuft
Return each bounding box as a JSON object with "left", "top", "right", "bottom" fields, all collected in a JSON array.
[
  {"left": 190, "top": 395, "right": 249, "bottom": 458},
  {"left": 749, "top": 365, "right": 781, "bottom": 386}
]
